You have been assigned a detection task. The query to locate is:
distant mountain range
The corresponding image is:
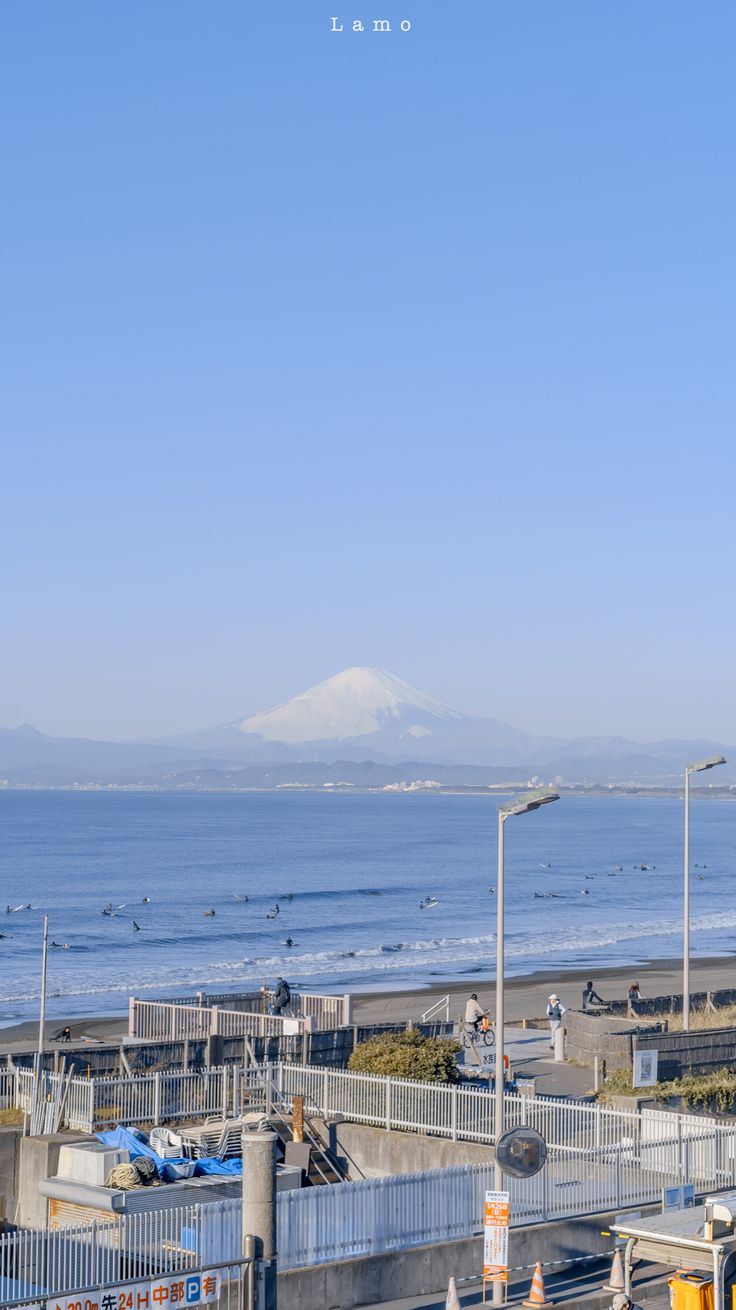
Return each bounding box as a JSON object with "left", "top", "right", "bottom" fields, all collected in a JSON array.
[{"left": 1, "top": 667, "right": 733, "bottom": 786}]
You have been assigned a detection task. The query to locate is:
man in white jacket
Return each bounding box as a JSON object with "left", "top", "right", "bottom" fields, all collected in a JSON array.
[
  {"left": 546, "top": 993, "right": 565, "bottom": 1050},
  {"left": 464, "top": 992, "right": 486, "bottom": 1038}
]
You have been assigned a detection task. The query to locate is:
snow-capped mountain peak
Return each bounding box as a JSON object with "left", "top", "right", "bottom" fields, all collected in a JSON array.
[{"left": 235, "top": 666, "right": 464, "bottom": 744}]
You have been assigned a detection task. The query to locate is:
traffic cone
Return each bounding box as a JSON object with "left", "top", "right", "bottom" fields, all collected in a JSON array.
[
  {"left": 446, "top": 1275, "right": 461, "bottom": 1309},
  {"left": 523, "top": 1262, "right": 553, "bottom": 1308},
  {"left": 605, "top": 1249, "right": 625, "bottom": 1293}
]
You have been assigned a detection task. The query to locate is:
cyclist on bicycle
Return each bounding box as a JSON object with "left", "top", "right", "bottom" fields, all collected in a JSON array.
[{"left": 465, "top": 993, "right": 487, "bottom": 1037}]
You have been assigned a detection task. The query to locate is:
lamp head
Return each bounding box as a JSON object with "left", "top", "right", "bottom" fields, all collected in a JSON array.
[
  {"left": 687, "top": 755, "right": 726, "bottom": 775},
  {"left": 500, "top": 790, "right": 560, "bottom": 820}
]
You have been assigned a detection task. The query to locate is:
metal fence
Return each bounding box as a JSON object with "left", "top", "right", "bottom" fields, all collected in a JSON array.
[
  {"left": 11, "top": 1058, "right": 736, "bottom": 1168},
  {"left": 146, "top": 989, "right": 347, "bottom": 1029},
  {"left": 270, "top": 1062, "right": 736, "bottom": 1180},
  {"left": 0, "top": 1067, "right": 15, "bottom": 1109},
  {"left": 12, "top": 1065, "right": 268, "bottom": 1133},
  {"left": 0, "top": 1199, "right": 242, "bottom": 1304},
  {"left": 3, "top": 1146, "right": 734, "bottom": 1294},
  {"left": 129, "top": 992, "right": 348, "bottom": 1042}
]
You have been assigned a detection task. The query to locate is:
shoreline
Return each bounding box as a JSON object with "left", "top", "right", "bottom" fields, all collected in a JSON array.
[{"left": 3, "top": 952, "right": 735, "bottom": 1049}]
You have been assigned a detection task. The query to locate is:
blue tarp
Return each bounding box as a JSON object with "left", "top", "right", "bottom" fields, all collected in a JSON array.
[{"left": 96, "top": 1127, "right": 242, "bottom": 1179}]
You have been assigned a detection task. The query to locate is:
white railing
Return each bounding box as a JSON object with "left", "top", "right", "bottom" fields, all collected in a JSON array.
[
  {"left": 12, "top": 1058, "right": 736, "bottom": 1186},
  {"left": 130, "top": 1000, "right": 213, "bottom": 1041},
  {"left": 0, "top": 1067, "right": 16, "bottom": 1109},
  {"left": 129, "top": 998, "right": 307, "bottom": 1042},
  {"left": 0, "top": 1198, "right": 242, "bottom": 1302},
  {"left": 269, "top": 1062, "right": 736, "bottom": 1163},
  {"left": 421, "top": 994, "right": 451, "bottom": 1023},
  {"left": 3, "top": 1153, "right": 733, "bottom": 1289},
  {"left": 130, "top": 991, "right": 349, "bottom": 1041}
]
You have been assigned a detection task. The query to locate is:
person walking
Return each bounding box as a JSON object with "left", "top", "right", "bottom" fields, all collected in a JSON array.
[
  {"left": 546, "top": 993, "right": 565, "bottom": 1050},
  {"left": 271, "top": 976, "right": 291, "bottom": 1016}
]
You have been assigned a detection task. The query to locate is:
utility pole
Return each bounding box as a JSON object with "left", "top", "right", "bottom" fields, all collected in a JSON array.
[
  {"left": 38, "top": 913, "right": 49, "bottom": 1062},
  {"left": 241, "top": 1129, "right": 278, "bottom": 1310}
]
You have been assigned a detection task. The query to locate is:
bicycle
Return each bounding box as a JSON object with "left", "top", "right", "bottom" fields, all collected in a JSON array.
[{"left": 462, "top": 1020, "right": 495, "bottom": 1050}]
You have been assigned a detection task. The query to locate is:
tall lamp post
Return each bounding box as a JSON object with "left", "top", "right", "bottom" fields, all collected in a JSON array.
[
  {"left": 683, "top": 755, "right": 726, "bottom": 1031},
  {"left": 493, "top": 790, "right": 559, "bottom": 1302}
]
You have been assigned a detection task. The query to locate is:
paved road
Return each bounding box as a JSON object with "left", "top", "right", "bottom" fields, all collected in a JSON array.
[{"left": 356, "top": 1260, "right": 672, "bottom": 1310}]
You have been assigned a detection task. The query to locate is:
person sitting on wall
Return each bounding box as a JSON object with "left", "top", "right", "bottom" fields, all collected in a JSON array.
[{"left": 582, "top": 980, "right": 606, "bottom": 1011}]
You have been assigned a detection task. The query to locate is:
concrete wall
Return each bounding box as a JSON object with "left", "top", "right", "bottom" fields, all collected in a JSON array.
[
  {"left": 310, "top": 1118, "right": 495, "bottom": 1180},
  {"left": 0, "top": 1126, "right": 23, "bottom": 1223},
  {"left": 17, "top": 1133, "right": 95, "bottom": 1229},
  {"left": 278, "top": 1204, "right": 652, "bottom": 1310}
]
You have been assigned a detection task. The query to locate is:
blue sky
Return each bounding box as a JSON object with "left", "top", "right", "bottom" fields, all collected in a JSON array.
[{"left": 1, "top": 2, "right": 734, "bottom": 742}]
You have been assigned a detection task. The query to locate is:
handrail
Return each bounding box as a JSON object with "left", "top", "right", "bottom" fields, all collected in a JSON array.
[
  {"left": 260, "top": 1077, "right": 337, "bottom": 1186},
  {"left": 421, "top": 994, "right": 450, "bottom": 1022}
]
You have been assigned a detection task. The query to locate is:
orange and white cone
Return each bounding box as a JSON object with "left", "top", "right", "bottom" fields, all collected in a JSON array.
[
  {"left": 446, "top": 1275, "right": 461, "bottom": 1310},
  {"left": 605, "top": 1249, "right": 625, "bottom": 1293},
  {"left": 523, "top": 1262, "right": 553, "bottom": 1308}
]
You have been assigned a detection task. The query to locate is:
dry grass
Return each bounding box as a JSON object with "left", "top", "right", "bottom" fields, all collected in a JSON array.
[
  {"left": 667, "top": 1003, "right": 736, "bottom": 1032},
  {"left": 0, "top": 1107, "right": 24, "bottom": 1126},
  {"left": 598, "top": 1066, "right": 736, "bottom": 1113}
]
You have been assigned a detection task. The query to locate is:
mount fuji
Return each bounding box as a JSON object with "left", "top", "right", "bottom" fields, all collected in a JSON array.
[
  {"left": 165, "top": 666, "right": 543, "bottom": 763},
  {"left": 1, "top": 668, "right": 733, "bottom": 784},
  {"left": 159, "top": 666, "right": 734, "bottom": 780}
]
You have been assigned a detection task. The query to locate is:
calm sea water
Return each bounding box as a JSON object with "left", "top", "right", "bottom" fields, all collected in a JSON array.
[{"left": 1, "top": 790, "right": 735, "bottom": 1023}]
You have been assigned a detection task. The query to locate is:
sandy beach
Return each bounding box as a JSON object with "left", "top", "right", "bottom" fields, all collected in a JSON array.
[{"left": 2, "top": 953, "right": 735, "bottom": 1052}]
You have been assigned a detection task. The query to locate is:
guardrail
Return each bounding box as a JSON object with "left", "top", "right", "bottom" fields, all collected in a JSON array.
[{"left": 129, "top": 991, "right": 351, "bottom": 1041}]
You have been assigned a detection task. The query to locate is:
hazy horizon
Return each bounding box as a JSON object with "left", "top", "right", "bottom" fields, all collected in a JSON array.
[{"left": 2, "top": 2, "right": 734, "bottom": 743}]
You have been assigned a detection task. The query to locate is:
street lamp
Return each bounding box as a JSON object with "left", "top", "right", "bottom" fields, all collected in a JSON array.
[
  {"left": 492, "top": 789, "right": 559, "bottom": 1301},
  {"left": 683, "top": 756, "right": 726, "bottom": 1031}
]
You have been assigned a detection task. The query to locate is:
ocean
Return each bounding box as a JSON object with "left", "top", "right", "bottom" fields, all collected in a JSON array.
[{"left": 1, "top": 790, "right": 735, "bottom": 1023}]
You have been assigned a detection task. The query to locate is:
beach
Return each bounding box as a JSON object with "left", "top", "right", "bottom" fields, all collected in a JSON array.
[{"left": 2, "top": 952, "right": 735, "bottom": 1053}]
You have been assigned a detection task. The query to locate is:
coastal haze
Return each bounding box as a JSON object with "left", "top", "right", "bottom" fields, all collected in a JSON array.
[{"left": 1, "top": 667, "right": 733, "bottom": 785}]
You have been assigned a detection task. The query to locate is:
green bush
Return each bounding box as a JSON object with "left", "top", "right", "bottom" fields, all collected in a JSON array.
[{"left": 348, "top": 1028, "right": 461, "bottom": 1083}]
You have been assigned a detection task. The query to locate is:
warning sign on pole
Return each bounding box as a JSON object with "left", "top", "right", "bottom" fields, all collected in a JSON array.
[{"left": 483, "top": 1189, "right": 510, "bottom": 1282}]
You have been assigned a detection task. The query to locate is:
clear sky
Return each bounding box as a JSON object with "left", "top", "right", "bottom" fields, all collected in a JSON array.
[{"left": 1, "top": 2, "right": 734, "bottom": 744}]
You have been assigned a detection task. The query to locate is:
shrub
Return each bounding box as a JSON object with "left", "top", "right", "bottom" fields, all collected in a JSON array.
[
  {"left": 348, "top": 1028, "right": 461, "bottom": 1083},
  {"left": 598, "top": 1065, "right": 736, "bottom": 1113}
]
